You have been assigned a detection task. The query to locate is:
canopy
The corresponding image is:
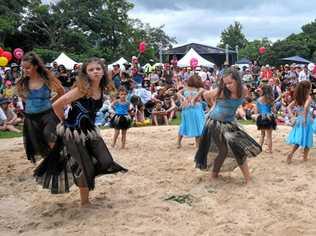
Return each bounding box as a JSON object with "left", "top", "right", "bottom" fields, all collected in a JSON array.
[
  {"left": 52, "top": 52, "right": 78, "bottom": 70},
  {"left": 177, "top": 48, "right": 215, "bottom": 68},
  {"left": 108, "top": 57, "right": 129, "bottom": 70},
  {"left": 281, "top": 56, "right": 312, "bottom": 64},
  {"left": 236, "top": 58, "right": 251, "bottom": 64}
]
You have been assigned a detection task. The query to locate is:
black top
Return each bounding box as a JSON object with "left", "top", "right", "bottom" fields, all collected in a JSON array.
[{"left": 64, "top": 95, "right": 103, "bottom": 131}]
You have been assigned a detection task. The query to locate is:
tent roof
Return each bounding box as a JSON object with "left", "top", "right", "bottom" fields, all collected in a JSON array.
[
  {"left": 177, "top": 48, "right": 215, "bottom": 68},
  {"left": 236, "top": 58, "right": 251, "bottom": 64},
  {"left": 52, "top": 52, "right": 78, "bottom": 70},
  {"left": 163, "top": 43, "right": 236, "bottom": 55},
  {"left": 108, "top": 57, "right": 129, "bottom": 70},
  {"left": 281, "top": 56, "right": 312, "bottom": 64}
]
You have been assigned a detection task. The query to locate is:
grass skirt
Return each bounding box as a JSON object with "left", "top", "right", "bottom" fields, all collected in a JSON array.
[{"left": 195, "top": 118, "right": 262, "bottom": 172}]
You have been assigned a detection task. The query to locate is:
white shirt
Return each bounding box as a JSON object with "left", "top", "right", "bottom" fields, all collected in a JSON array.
[
  {"left": 298, "top": 70, "right": 307, "bottom": 82},
  {"left": 133, "top": 88, "right": 152, "bottom": 104},
  {"left": 198, "top": 71, "right": 208, "bottom": 81},
  {"left": 0, "top": 107, "right": 7, "bottom": 123}
]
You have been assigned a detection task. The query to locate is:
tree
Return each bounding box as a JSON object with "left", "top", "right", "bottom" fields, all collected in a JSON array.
[
  {"left": 0, "top": 0, "right": 29, "bottom": 46},
  {"left": 219, "top": 21, "right": 247, "bottom": 49}
]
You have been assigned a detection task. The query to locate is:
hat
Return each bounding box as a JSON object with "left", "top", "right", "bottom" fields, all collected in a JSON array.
[
  {"left": 0, "top": 98, "right": 11, "bottom": 105},
  {"left": 5, "top": 80, "right": 12, "bottom": 86},
  {"left": 285, "top": 64, "right": 290, "bottom": 67},
  {"left": 265, "top": 64, "right": 270, "bottom": 68},
  {"left": 45, "top": 63, "right": 52, "bottom": 68},
  {"left": 10, "top": 63, "right": 19, "bottom": 68}
]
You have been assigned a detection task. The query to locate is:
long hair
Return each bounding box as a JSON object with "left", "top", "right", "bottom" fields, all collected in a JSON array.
[
  {"left": 216, "top": 68, "right": 243, "bottom": 99},
  {"left": 74, "top": 57, "right": 109, "bottom": 96},
  {"left": 294, "top": 80, "right": 311, "bottom": 106},
  {"left": 261, "top": 84, "right": 274, "bottom": 105},
  {"left": 16, "top": 51, "right": 61, "bottom": 99}
]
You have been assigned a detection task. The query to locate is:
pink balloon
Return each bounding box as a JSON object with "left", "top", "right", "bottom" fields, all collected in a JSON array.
[
  {"left": 190, "top": 57, "right": 198, "bottom": 68},
  {"left": 13, "top": 48, "right": 24, "bottom": 60}
]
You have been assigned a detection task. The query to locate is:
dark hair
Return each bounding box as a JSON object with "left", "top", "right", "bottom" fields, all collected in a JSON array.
[
  {"left": 187, "top": 74, "right": 204, "bottom": 88},
  {"left": 118, "top": 86, "right": 127, "bottom": 94},
  {"left": 17, "top": 51, "right": 61, "bottom": 99},
  {"left": 75, "top": 57, "right": 109, "bottom": 96},
  {"left": 217, "top": 68, "right": 243, "bottom": 99},
  {"left": 261, "top": 84, "right": 274, "bottom": 105},
  {"left": 294, "top": 80, "right": 311, "bottom": 106}
]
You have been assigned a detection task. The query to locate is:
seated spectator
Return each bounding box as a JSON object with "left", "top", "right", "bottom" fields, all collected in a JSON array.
[
  {"left": 3, "top": 80, "right": 14, "bottom": 98},
  {"left": 242, "top": 97, "right": 256, "bottom": 120},
  {"left": 0, "top": 98, "right": 22, "bottom": 132},
  {"left": 152, "top": 101, "right": 168, "bottom": 126}
]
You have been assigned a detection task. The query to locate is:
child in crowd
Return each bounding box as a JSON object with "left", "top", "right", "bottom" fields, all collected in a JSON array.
[
  {"left": 287, "top": 80, "right": 313, "bottom": 163},
  {"left": 152, "top": 101, "right": 169, "bottom": 125},
  {"left": 255, "top": 85, "right": 277, "bottom": 153},
  {"left": 111, "top": 87, "right": 132, "bottom": 149}
]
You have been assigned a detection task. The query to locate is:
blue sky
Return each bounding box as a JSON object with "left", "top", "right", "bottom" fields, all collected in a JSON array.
[{"left": 43, "top": 0, "right": 315, "bottom": 47}]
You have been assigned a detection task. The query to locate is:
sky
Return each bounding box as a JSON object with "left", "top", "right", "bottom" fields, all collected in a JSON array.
[
  {"left": 43, "top": 0, "right": 315, "bottom": 47},
  {"left": 128, "top": 0, "right": 315, "bottom": 47}
]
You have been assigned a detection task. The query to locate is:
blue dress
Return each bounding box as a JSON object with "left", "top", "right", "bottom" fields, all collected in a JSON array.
[
  {"left": 179, "top": 89, "right": 205, "bottom": 137},
  {"left": 256, "top": 100, "right": 277, "bottom": 130},
  {"left": 288, "top": 106, "right": 313, "bottom": 148}
]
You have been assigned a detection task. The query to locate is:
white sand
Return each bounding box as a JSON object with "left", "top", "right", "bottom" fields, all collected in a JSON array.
[{"left": 1, "top": 125, "right": 316, "bottom": 236}]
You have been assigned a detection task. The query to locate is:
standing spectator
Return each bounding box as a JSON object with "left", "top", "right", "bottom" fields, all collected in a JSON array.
[
  {"left": 57, "top": 64, "right": 72, "bottom": 91},
  {"left": 6, "top": 63, "right": 21, "bottom": 85},
  {"left": 298, "top": 65, "right": 307, "bottom": 82},
  {"left": 51, "top": 62, "right": 59, "bottom": 76},
  {"left": 111, "top": 64, "right": 121, "bottom": 90}
]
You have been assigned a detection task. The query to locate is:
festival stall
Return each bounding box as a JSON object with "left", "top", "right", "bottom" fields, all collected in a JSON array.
[
  {"left": 108, "top": 57, "right": 129, "bottom": 70},
  {"left": 177, "top": 48, "right": 215, "bottom": 68},
  {"left": 51, "top": 53, "right": 78, "bottom": 70}
]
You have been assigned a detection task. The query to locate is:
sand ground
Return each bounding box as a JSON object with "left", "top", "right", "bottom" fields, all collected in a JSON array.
[{"left": 1, "top": 125, "right": 316, "bottom": 236}]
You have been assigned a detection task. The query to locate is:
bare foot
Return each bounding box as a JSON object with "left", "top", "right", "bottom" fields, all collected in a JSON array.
[
  {"left": 176, "top": 143, "right": 181, "bottom": 149},
  {"left": 80, "top": 200, "right": 92, "bottom": 208},
  {"left": 287, "top": 153, "right": 293, "bottom": 164},
  {"left": 303, "top": 156, "right": 309, "bottom": 162}
]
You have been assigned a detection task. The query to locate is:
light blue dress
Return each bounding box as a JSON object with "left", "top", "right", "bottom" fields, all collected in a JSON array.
[
  {"left": 288, "top": 106, "right": 313, "bottom": 148},
  {"left": 179, "top": 89, "right": 205, "bottom": 137}
]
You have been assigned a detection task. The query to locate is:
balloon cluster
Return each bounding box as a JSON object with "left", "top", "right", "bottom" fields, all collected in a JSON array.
[
  {"left": 259, "top": 47, "right": 266, "bottom": 55},
  {"left": 190, "top": 57, "right": 198, "bottom": 69},
  {"left": 0, "top": 47, "right": 24, "bottom": 67},
  {"left": 138, "top": 41, "right": 146, "bottom": 54}
]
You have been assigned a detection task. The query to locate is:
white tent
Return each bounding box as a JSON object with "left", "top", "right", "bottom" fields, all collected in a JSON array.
[
  {"left": 108, "top": 57, "right": 129, "bottom": 70},
  {"left": 177, "top": 48, "right": 215, "bottom": 68},
  {"left": 52, "top": 52, "right": 78, "bottom": 70}
]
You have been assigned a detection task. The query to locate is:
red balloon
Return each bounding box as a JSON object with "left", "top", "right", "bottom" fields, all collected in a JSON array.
[
  {"left": 259, "top": 47, "right": 266, "bottom": 55},
  {"left": 0, "top": 47, "right": 3, "bottom": 55},
  {"left": 1, "top": 51, "right": 12, "bottom": 61},
  {"left": 138, "top": 41, "right": 146, "bottom": 54}
]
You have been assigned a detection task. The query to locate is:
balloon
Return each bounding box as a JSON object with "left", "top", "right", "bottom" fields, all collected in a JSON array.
[
  {"left": 190, "top": 57, "right": 198, "bottom": 69},
  {"left": 0, "top": 56, "right": 8, "bottom": 67},
  {"left": 308, "top": 63, "right": 315, "bottom": 72},
  {"left": 259, "top": 47, "right": 266, "bottom": 55},
  {"left": 1, "top": 51, "right": 12, "bottom": 61},
  {"left": 0, "top": 47, "right": 3, "bottom": 55},
  {"left": 13, "top": 48, "right": 24, "bottom": 60},
  {"left": 138, "top": 41, "right": 146, "bottom": 54}
]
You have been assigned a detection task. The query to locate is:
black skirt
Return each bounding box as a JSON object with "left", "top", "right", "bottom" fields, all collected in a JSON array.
[
  {"left": 110, "top": 114, "right": 132, "bottom": 130},
  {"left": 34, "top": 125, "right": 128, "bottom": 193},
  {"left": 195, "top": 118, "right": 262, "bottom": 172},
  {"left": 256, "top": 114, "right": 277, "bottom": 130},
  {"left": 23, "top": 109, "right": 59, "bottom": 163}
]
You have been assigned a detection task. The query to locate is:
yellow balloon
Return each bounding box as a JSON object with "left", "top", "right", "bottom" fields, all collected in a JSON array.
[{"left": 0, "top": 56, "right": 8, "bottom": 67}]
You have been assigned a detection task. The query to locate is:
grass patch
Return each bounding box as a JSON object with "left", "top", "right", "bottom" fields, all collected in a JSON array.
[
  {"left": 239, "top": 119, "right": 255, "bottom": 125},
  {"left": 0, "top": 131, "right": 22, "bottom": 139}
]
